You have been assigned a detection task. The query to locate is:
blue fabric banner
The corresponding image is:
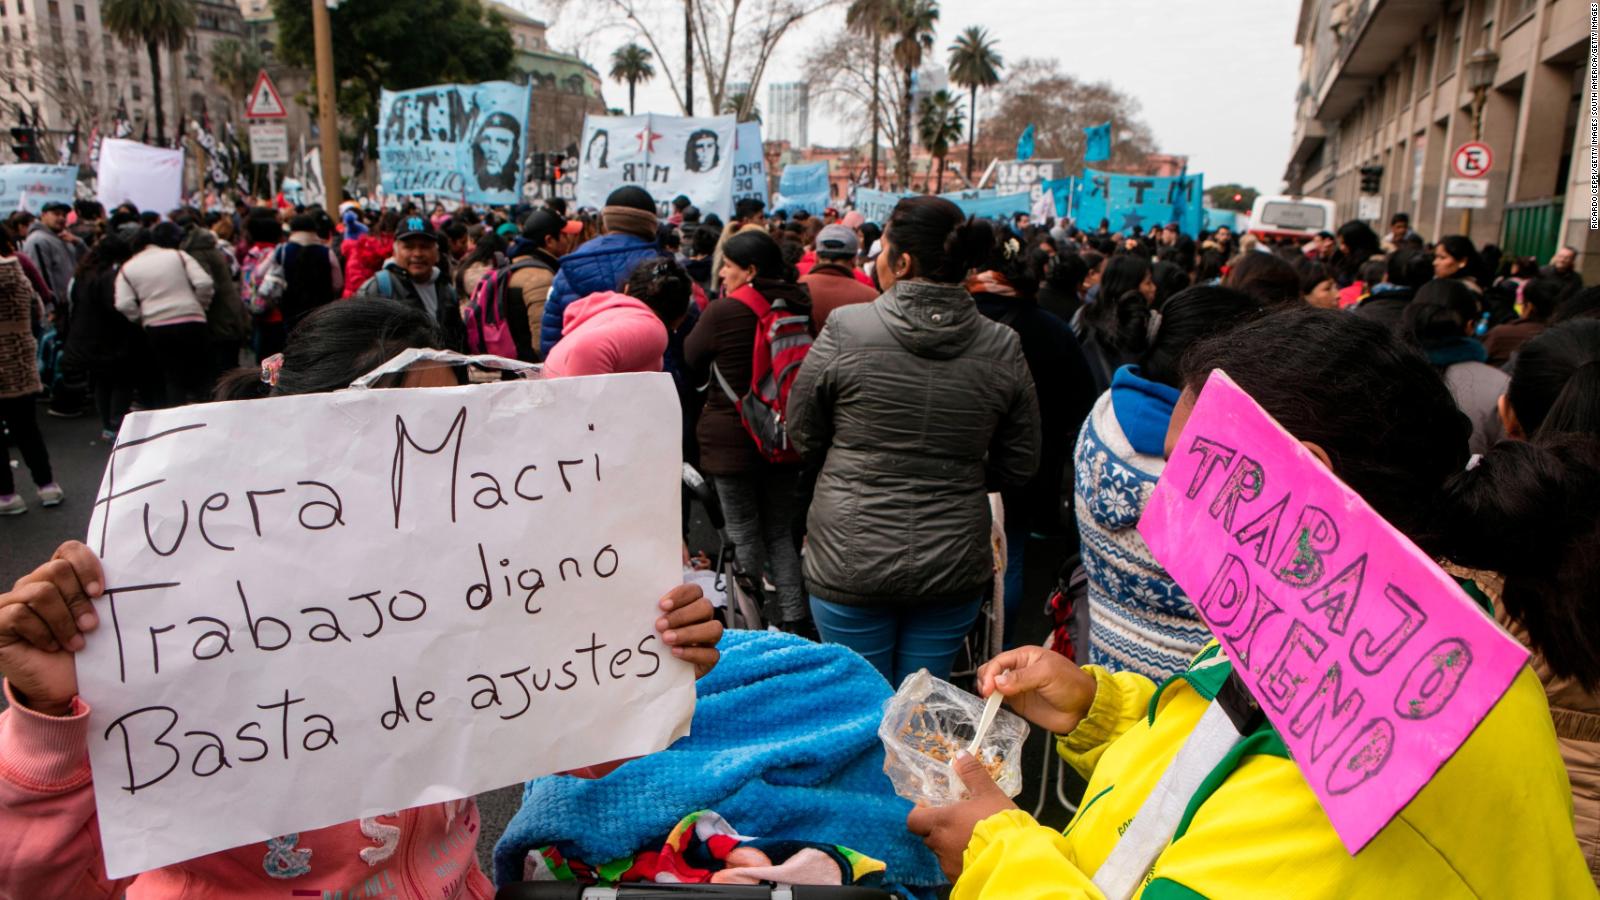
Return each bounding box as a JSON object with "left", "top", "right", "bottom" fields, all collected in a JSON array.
[
  {"left": 774, "top": 161, "right": 830, "bottom": 215},
  {"left": 732, "top": 121, "right": 768, "bottom": 208},
  {"left": 0, "top": 164, "right": 78, "bottom": 213},
  {"left": 378, "top": 81, "right": 532, "bottom": 205},
  {"left": 1084, "top": 121, "right": 1112, "bottom": 164},
  {"left": 1073, "top": 168, "right": 1205, "bottom": 235},
  {"left": 853, "top": 187, "right": 915, "bottom": 224},
  {"left": 1042, "top": 176, "right": 1074, "bottom": 219},
  {"left": 951, "top": 191, "right": 1031, "bottom": 221}
]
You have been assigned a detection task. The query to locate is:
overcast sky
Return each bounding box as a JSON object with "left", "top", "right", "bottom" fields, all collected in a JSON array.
[{"left": 517, "top": 0, "right": 1302, "bottom": 191}]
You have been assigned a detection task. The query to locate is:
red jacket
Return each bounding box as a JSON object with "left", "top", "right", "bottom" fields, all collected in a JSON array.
[{"left": 341, "top": 234, "right": 395, "bottom": 299}]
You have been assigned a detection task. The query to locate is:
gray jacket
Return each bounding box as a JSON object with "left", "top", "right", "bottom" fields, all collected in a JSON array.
[
  {"left": 22, "top": 221, "right": 77, "bottom": 304},
  {"left": 789, "top": 280, "right": 1041, "bottom": 608}
]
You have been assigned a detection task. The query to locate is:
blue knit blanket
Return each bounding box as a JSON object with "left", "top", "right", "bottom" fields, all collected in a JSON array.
[{"left": 491, "top": 630, "right": 943, "bottom": 892}]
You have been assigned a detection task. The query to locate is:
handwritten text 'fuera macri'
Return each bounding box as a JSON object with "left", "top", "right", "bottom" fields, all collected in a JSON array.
[{"left": 90, "top": 408, "right": 665, "bottom": 795}]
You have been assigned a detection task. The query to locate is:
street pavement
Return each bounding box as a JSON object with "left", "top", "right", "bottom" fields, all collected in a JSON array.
[{"left": 3, "top": 403, "right": 1082, "bottom": 879}]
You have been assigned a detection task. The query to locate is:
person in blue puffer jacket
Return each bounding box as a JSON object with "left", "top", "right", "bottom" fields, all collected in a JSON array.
[{"left": 540, "top": 186, "right": 664, "bottom": 356}]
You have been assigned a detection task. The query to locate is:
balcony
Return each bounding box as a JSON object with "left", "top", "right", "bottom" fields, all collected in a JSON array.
[{"left": 1312, "top": 0, "right": 1437, "bottom": 123}]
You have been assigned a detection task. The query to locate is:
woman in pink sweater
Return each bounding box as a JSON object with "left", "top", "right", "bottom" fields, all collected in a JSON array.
[
  {"left": 0, "top": 300, "right": 723, "bottom": 900},
  {"left": 542, "top": 257, "right": 693, "bottom": 378}
]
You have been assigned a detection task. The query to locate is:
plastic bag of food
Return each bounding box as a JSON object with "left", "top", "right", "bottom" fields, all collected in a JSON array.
[{"left": 878, "top": 669, "right": 1029, "bottom": 806}]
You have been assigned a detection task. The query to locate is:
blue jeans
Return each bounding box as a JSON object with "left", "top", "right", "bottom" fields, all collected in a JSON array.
[{"left": 810, "top": 595, "right": 984, "bottom": 686}]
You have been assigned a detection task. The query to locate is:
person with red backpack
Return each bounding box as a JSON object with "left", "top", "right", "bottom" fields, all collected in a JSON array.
[
  {"left": 683, "top": 230, "right": 815, "bottom": 634},
  {"left": 787, "top": 196, "right": 1041, "bottom": 685}
]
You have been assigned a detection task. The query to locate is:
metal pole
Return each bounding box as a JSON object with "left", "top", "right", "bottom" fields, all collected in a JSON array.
[
  {"left": 684, "top": 0, "right": 694, "bottom": 115},
  {"left": 311, "top": 0, "right": 342, "bottom": 208},
  {"left": 1461, "top": 88, "right": 1486, "bottom": 237}
]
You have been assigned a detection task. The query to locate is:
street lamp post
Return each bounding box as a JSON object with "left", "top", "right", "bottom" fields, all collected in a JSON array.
[{"left": 1460, "top": 46, "right": 1498, "bottom": 236}]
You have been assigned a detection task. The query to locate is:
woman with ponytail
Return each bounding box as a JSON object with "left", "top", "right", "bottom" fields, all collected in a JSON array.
[
  {"left": 789, "top": 196, "right": 1041, "bottom": 684},
  {"left": 1433, "top": 435, "right": 1600, "bottom": 878}
]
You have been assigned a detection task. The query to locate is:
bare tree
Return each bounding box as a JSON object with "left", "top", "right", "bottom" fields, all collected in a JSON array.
[
  {"left": 808, "top": 26, "right": 907, "bottom": 165},
  {"left": 547, "top": 0, "right": 840, "bottom": 121},
  {"left": 972, "top": 58, "right": 1160, "bottom": 173}
]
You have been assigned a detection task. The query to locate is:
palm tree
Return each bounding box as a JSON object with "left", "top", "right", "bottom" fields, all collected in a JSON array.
[
  {"left": 102, "top": 0, "right": 194, "bottom": 147},
  {"left": 918, "top": 89, "right": 963, "bottom": 193},
  {"left": 609, "top": 43, "right": 655, "bottom": 116},
  {"left": 947, "top": 26, "right": 1001, "bottom": 184},
  {"left": 846, "top": 0, "right": 896, "bottom": 187},
  {"left": 889, "top": 0, "right": 938, "bottom": 191},
  {"left": 210, "top": 38, "right": 265, "bottom": 109},
  {"left": 722, "top": 92, "right": 761, "bottom": 124}
]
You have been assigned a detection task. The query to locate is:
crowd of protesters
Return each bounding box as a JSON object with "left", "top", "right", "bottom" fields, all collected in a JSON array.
[{"left": 2, "top": 180, "right": 1598, "bottom": 897}]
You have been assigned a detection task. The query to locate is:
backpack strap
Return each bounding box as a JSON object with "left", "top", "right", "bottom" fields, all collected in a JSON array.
[
  {"left": 709, "top": 361, "right": 742, "bottom": 405},
  {"left": 376, "top": 269, "right": 394, "bottom": 299}
]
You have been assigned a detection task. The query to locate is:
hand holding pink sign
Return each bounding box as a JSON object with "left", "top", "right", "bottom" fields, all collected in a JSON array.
[{"left": 1138, "top": 370, "right": 1527, "bottom": 853}]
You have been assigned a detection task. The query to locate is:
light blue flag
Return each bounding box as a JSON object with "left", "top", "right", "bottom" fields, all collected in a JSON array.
[
  {"left": 1084, "top": 121, "right": 1111, "bottom": 163},
  {"left": 774, "top": 161, "right": 831, "bottom": 214},
  {"left": 1016, "top": 124, "right": 1036, "bottom": 162}
]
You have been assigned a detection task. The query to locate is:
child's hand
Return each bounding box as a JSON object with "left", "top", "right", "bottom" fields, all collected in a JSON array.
[
  {"left": 976, "top": 646, "right": 1097, "bottom": 735},
  {"left": 906, "top": 751, "right": 1020, "bottom": 881},
  {"left": 655, "top": 583, "right": 721, "bottom": 679},
  {"left": 0, "top": 542, "right": 106, "bottom": 716}
]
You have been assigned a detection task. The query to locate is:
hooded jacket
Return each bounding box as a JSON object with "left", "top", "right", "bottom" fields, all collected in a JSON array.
[
  {"left": 542, "top": 291, "right": 668, "bottom": 378},
  {"left": 1352, "top": 283, "right": 1415, "bottom": 334},
  {"left": 788, "top": 280, "right": 1041, "bottom": 608},
  {"left": 540, "top": 233, "right": 660, "bottom": 355},
  {"left": 341, "top": 233, "right": 395, "bottom": 299}
]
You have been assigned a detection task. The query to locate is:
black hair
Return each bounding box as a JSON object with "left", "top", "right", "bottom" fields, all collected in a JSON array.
[
  {"left": 1099, "top": 254, "right": 1152, "bottom": 307},
  {"left": 1553, "top": 286, "right": 1600, "bottom": 324},
  {"left": 74, "top": 231, "right": 132, "bottom": 279},
  {"left": 1295, "top": 258, "right": 1336, "bottom": 296},
  {"left": 1431, "top": 434, "right": 1600, "bottom": 690},
  {"left": 1180, "top": 306, "right": 1471, "bottom": 554},
  {"left": 1436, "top": 235, "right": 1483, "bottom": 285},
  {"left": 1506, "top": 320, "right": 1600, "bottom": 438},
  {"left": 442, "top": 221, "right": 469, "bottom": 242},
  {"left": 623, "top": 255, "right": 692, "bottom": 323},
  {"left": 972, "top": 220, "right": 1038, "bottom": 297},
  {"left": 151, "top": 221, "right": 184, "bottom": 249},
  {"left": 882, "top": 195, "right": 991, "bottom": 285},
  {"left": 0, "top": 227, "right": 13, "bottom": 256},
  {"left": 1049, "top": 252, "right": 1089, "bottom": 294},
  {"left": 1391, "top": 211, "right": 1410, "bottom": 225},
  {"left": 1223, "top": 252, "right": 1300, "bottom": 307},
  {"left": 1150, "top": 260, "right": 1189, "bottom": 310},
  {"left": 1520, "top": 277, "right": 1572, "bottom": 322},
  {"left": 214, "top": 299, "right": 444, "bottom": 400},
  {"left": 734, "top": 198, "right": 766, "bottom": 222},
  {"left": 74, "top": 199, "right": 104, "bottom": 220},
  {"left": 139, "top": 210, "right": 160, "bottom": 227},
  {"left": 1334, "top": 220, "right": 1381, "bottom": 283},
  {"left": 722, "top": 229, "right": 793, "bottom": 282},
  {"left": 246, "top": 210, "right": 283, "bottom": 244},
  {"left": 1117, "top": 284, "right": 1263, "bottom": 386},
  {"left": 1386, "top": 248, "right": 1433, "bottom": 288},
  {"left": 685, "top": 128, "right": 721, "bottom": 170},
  {"left": 858, "top": 222, "right": 882, "bottom": 254},
  {"left": 1403, "top": 279, "right": 1480, "bottom": 359},
  {"left": 691, "top": 224, "right": 720, "bottom": 257},
  {"left": 1079, "top": 254, "right": 1153, "bottom": 350},
  {"left": 1195, "top": 249, "right": 1223, "bottom": 283}
]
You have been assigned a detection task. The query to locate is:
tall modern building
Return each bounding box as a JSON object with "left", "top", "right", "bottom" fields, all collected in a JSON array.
[
  {"left": 1284, "top": 0, "right": 1593, "bottom": 277},
  {"left": 767, "top": 81, "right": 809, "bottom": 147}
]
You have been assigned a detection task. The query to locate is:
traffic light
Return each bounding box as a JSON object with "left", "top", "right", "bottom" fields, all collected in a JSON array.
[
  {"left": 1232, "top": 192, "right": 1242, "bottom": 203},
  {"left": 10, "top": 126, "right": 38, "bottom": 162},
  {"left": 529, "top": 152, "right": 546, "bottom": 182},
  {"left": 1359, "top": 165, "right": 1383, "bottom": 194}
]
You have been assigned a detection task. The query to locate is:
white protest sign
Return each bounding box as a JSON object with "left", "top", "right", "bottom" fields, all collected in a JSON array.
[
  {"left": 80, "top": 371, "right": 694, "bottom": 878},
  {"left": 96, "top": 138, "right": 183, "bottom": 214},
  {"left": 575, "top": 113, "right": 737, "bottom": 221}
]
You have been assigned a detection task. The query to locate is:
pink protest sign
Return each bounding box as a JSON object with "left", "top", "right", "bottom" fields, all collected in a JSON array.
[{"left": 1138, "top": 370, "right": 1527, "bottom": 854}]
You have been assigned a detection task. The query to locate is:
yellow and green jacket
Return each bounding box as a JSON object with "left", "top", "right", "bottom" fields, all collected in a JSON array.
[{"left": 956, "top": 645, "right": 1597, "bottom": 899}]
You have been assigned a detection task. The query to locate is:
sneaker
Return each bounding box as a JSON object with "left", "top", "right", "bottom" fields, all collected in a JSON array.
[
  {"left": 36, "top": 483, "right": 63, "bottom": 507},
  {"left": 0, "top": 494, "right": 23, "bottom": 516},
  {"left": 45, "top": 406, "right": 84, "bottom": 418},
  {"left": 100, "top": 429, "right": 118, "bottom": 443}
]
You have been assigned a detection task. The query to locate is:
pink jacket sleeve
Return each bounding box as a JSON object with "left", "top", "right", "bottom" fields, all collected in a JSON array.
[{"left": 0, "top": 681, "right": 129, "bottom": 899}]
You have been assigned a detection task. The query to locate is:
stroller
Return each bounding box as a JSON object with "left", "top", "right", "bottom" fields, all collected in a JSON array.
[{"left": 682, "top": 463, "right": 766, "bottom": 632}]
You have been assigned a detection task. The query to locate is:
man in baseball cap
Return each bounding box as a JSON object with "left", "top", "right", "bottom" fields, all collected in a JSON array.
[
  {"left": 801, "top": 223, "right": 878, "bottom": 329},
  {"left": 354, "top": 214, "right": 466, "bottom": 350},
  {"left": 497, "top": 209, "right": 584, "bottom": 361}
]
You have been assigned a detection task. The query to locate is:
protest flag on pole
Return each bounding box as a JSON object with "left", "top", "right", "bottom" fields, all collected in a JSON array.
[
  {"left": 1085, "top": 121, "right": 1112, "bottom": 163},
  {"left": 1016, "top": 123, "right": 1036, "bottom": 162}
]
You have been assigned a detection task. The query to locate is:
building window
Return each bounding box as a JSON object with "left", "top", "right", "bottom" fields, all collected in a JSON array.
[
  {"left": 132, "top": 83, "right": 141, "bottom": 100},
  {"left": 46, "top": 0, "right": 56, "bottom": 16},
  {"left": 14, "top": 1, "right": 22, "bottom": 14},
  {"left": 1444, "top": 12, "right": 1462, "bottom": 78},
  {"left": 76, "top": 28, "right": 86, "bottom": 48},
  {"left": 73, "top": 3, "right": 82, "bottom": 21},
  {"left": 2, "top": 25, "right": 8, "bottom": 40},
  {"left": 1417, "top": 33, "right": 1434, "bottom": 96},
  {"left": 81, "top": 78, "right": 91, "bottom": 95}
]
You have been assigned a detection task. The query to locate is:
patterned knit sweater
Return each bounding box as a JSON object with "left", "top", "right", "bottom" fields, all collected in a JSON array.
[{"left": 1072, "top": 386, "right": 1205, "bottom": 680}]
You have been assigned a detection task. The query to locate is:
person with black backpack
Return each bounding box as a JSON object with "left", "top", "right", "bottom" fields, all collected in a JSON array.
[
  {"left": 495, "top": 209, "right": 581, "bottom": 362},
  {"left": 683, "top": 229, "right": 815, "bottom": 635}
]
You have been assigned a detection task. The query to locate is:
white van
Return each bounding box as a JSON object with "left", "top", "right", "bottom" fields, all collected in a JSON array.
[{"left": 1247, "top": 195, "right": 1337, "bottom": 243}]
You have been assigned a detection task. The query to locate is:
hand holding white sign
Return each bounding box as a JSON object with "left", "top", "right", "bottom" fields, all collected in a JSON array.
[{"left": 65, "top": 371, "right": 696, "bottom": 878}]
